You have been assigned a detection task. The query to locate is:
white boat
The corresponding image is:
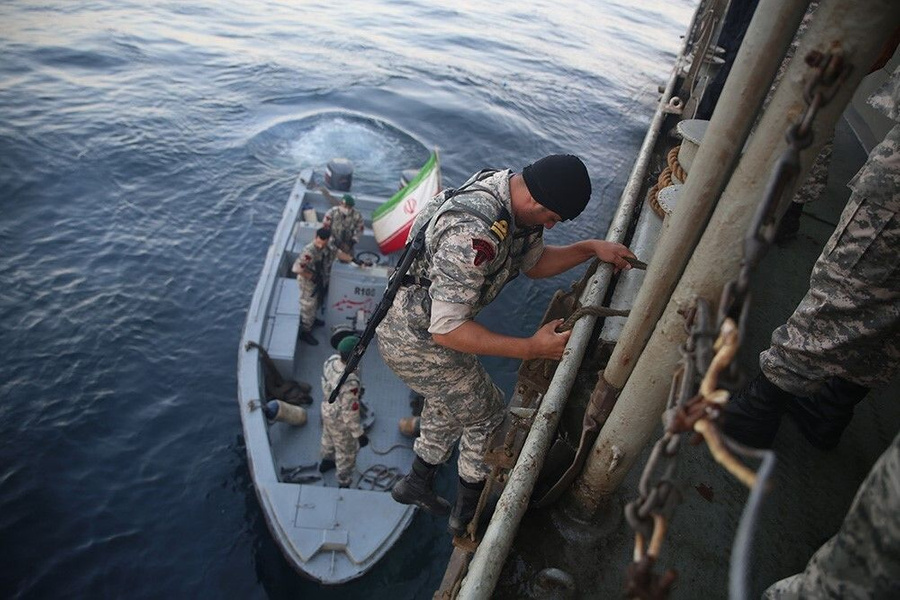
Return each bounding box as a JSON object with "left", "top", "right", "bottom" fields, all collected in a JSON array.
[{"left": 236, "top": 152, "right": 440, "bottom": 583}]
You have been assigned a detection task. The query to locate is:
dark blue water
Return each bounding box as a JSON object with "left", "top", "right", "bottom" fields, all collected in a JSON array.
[{"left": 0, "top": 1, "right": 692, "bottom": 597}]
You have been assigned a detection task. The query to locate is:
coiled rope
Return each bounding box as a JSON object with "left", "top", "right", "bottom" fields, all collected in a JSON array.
[
  {"left": 355, "top": 464, "right": 403, "bottom": 491},
  {"left": 646, "top": 145, "right": 686, "bottom": 218}
]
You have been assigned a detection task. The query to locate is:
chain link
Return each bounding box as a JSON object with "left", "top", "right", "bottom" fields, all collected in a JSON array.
[
  {"left": 722, "top": 49, "right": 852, "bottom": 333},
  {"left": 624, "top": 49, "right": 850, "bottom": 599}
]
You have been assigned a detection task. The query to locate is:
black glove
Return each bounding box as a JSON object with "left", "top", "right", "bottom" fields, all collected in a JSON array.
[{"left": 357, "top": 434, "right": 369, "bottom": 448}]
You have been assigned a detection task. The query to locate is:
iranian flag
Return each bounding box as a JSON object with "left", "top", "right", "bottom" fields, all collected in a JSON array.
[{"left": 373, "top": 150, "right": 441, "bottom": 254}]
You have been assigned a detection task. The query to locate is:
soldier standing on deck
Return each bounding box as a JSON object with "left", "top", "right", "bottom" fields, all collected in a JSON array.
[
  {"left": 292, "top": 227, "right": 336, "bottom": 346},
  {"left": 723, "top": 65, "right": 900, "bottom": 451},
  {"left": 323, "top": 193, "right": 365, "bottom": 256},
  {"left": 319, "top": 335, "right": 369, "bottom": 488},
  {"left": 376, "top": 154, "right": 636, "bottom": 536},
  {"left": 720, "top": 65, "right": 900, "bottom": 598}
]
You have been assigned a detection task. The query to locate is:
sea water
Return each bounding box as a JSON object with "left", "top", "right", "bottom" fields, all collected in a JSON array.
[{"left": 0, "top": 1, "right": 693, "bottom": 597}]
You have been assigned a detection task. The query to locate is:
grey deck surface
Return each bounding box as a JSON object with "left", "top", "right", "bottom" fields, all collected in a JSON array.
[{"left": 495, "top": 116, "right": 900, "bottom": 598}]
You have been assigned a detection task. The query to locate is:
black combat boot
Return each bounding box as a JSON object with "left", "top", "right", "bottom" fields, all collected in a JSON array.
[
  {"left": 299, "top": 330, "right": 319, "bottom": 345},
  {"left": 721, "top": 371, "right": 797, "bottom": 448},
  {"left": 391, "top": 456, "right": 451, "bottom": 516},
  {"left": 787, "top": 377, "right": 870, "bottom": 450},
  {"left": 448, "top": 478, "right": 485, "bottom": 538},
  {"left": 775, "top": 201, "right": 803, "bottom": 243}
]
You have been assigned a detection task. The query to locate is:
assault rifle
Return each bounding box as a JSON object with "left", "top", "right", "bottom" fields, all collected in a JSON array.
[
  {"left": 327, "top": 226, "right": 427, "bottom": 403},
  {"left": 312, "top": 272, "right": 327, "bottom": 306}
]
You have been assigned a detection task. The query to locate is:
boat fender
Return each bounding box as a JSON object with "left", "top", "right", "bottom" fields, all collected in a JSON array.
[{"left": 264, "top": 400, "right": 308, "bottom": 426}]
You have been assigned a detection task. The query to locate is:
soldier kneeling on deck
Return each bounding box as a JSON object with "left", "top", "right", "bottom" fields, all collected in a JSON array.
[{"left": 319, "top": 335, "right": 369, "bottom": 488}]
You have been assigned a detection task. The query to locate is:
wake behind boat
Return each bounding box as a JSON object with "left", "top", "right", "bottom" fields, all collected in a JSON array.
[{"left": 237, "top": 152, "right": 440, "bottom": 583}]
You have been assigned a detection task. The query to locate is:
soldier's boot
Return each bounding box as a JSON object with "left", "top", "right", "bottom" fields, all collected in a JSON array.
[
  {"left": 299, "top": 330, "right": 319, "bottom": 346},
  {"left": 391, "top": 456, "right": 451, "bottom": 516},
  {"left": 318, "top": 458, "right": 336, "bottom": 473},
  {"left": 787, "top": 377, "right": 870, "bottom": 450},
  {"left": 721, "top": 371, "right": 796, "bottom": 448},
  {"left": 448, "top": 478, "right": 485, "bottom": 538},
  {"left": 775, "top": 200, "right": 803, "bottom": 243}
]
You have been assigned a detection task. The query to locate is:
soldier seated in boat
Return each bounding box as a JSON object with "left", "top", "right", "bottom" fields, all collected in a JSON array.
[
  {"left": 377, "top": 154, "right": 636, "bottom": 537},
  {"left": 319, "top": 335, "right": 369, "bottom": 487},
  {"left": 292, "top": 227, "right": 335, "bottom": 346},
  {"left": 323, "top": 193, "right": 364, "bottom": 259}
]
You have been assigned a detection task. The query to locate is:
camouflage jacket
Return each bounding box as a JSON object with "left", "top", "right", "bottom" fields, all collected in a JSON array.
[
  {"left": 320, "top": 354, "right": 364, "bottom": 437},
  {"left": 405, "top": 169, "right": 545, "bottom": 334},
  {"left": 293, "top": 240, "right": 336, "bottom": 283},
  {"left": 848, "top": 65, "right": 899, "bottom": 212},
  {"left": 323, "top": 205, "right": 364, "bottom": 250}
]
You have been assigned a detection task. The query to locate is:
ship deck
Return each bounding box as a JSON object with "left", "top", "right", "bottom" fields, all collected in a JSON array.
[{"left": 495, "top": 113, "right": 900, "bottom": 599}]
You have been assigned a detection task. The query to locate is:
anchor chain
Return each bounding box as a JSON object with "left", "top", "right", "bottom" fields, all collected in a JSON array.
[{"left": 624, "top": 49, "right": 849, "bottom": 600}]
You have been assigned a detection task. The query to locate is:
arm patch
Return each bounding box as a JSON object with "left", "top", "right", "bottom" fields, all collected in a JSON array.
[{"left": 472, "top": 238, "right": 496, "bottom": 266}]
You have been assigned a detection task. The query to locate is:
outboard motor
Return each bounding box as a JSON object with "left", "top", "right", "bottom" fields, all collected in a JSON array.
[{"left": 325, "top": 158, "right": 353, "bottom": 191}]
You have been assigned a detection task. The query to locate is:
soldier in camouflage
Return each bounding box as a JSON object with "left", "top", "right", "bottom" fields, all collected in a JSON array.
[
  {"left": 319, "top": 335, "right": 369, "bottom": 487},
  {"left": 292, "top": 227, "right": 336, "bottom": 346},
  {"left": 763, "top": 429, "right": 900, "bottom": 599},
  {"left": 323, "top": 194, "right": 365, "bottom": 256},
  {"left": 723, "top": 65, "right": 900, "bottom": 452},
  {"left": 377, "top": 154, "right": 635, "bottom": 536}
]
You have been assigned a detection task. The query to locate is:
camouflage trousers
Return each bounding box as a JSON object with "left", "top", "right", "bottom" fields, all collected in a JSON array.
[
  {"left": 760, "top": 192, "right": 900, "bottom": 395},
  {"left": 320, "top": 412, "right": 360, "bottom": 487},
  {"left": 376, "top": 286, "right": 505, "bottom": 483},
  {"left": 793, "top": 136, "right": 833, "bottom": 205},
  {"left": 763, "top": 429, "right": 900, "bottom": 599},
  {"left": 298, "top": 278, "right": 320, "bottom": 333}
]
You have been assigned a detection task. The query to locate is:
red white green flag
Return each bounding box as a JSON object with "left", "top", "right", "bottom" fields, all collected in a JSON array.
[{"left": 373, "top": 150, "right": 441, "bottom": 254}]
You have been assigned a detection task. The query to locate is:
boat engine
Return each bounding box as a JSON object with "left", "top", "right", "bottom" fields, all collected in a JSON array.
[{"left": 325, "top": 158, "right": 353, "bottom": 191}]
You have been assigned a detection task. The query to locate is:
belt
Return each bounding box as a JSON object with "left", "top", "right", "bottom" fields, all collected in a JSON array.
[{"left": 400, "top": 274, "right": 432, "bottom": 289}]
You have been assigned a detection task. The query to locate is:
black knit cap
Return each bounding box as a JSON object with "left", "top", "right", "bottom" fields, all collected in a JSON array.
[{"left": 522, "top": 154, "right": 592, "bottom": 221}]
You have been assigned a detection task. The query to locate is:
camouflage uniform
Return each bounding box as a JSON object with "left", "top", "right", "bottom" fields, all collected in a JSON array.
[
  {"left": 376, "top": 170, "right": 545, "bottom": 483},
  {"left": 760, "top": 66, "right": 900, "bottom": 395},
  {"left": 320, "top": 354, "right": 364, "bottom": 487},
  {"left": 763, "top": 429, "right": 900, "bottom": 599},
  {"left": 292, "top": 240, "right": 335, "bottom": 333},
  {"left": 323, "top": 205, "right": 364, "bottom": 253}
]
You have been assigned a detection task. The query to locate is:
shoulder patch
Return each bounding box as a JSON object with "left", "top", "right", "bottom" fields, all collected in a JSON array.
[
  {"left": 350, "top": 401, "right": 359, "bottom": 411},
  {"left": 472, "top": 238, "right": 496, "bottom": 266}
]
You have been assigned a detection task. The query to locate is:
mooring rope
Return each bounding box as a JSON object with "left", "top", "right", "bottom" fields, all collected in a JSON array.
[{"left": 647, "top": 145, "right": 685, "bottom": 219}]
